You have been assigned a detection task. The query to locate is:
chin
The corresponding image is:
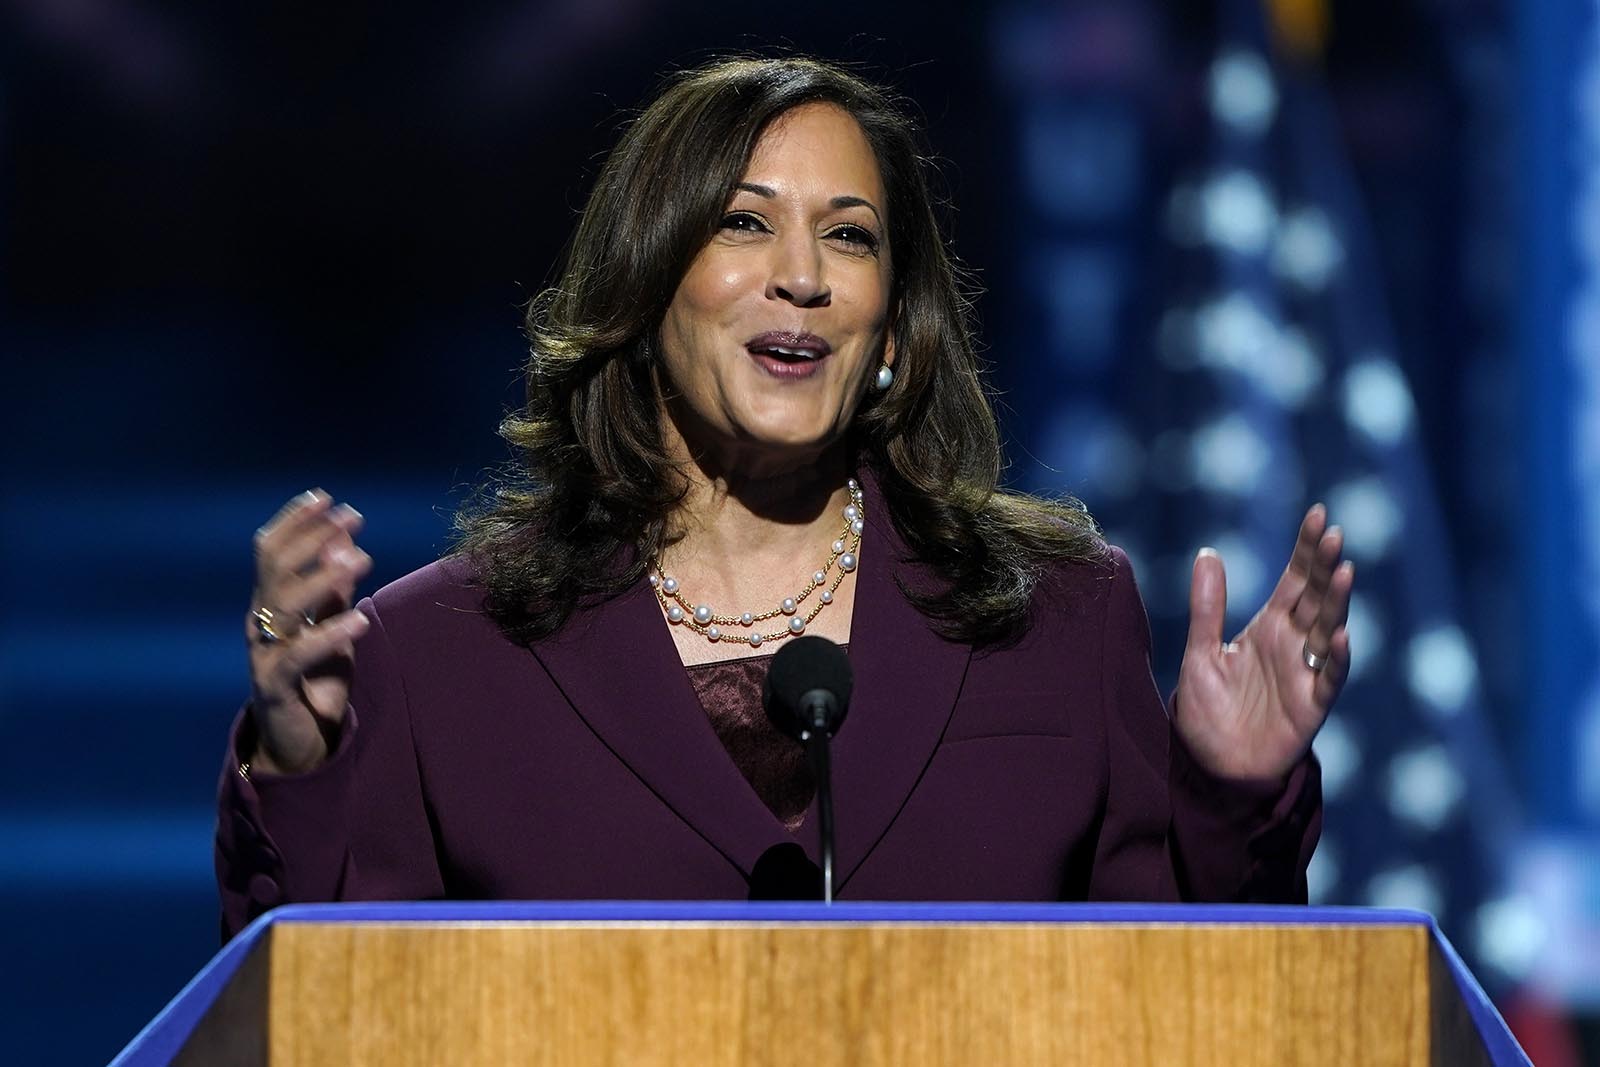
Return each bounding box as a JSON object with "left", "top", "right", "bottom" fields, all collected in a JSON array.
[
  {"left": 730, "top": 399, "right": 843, "bottom": 452},
  {"left": 736, "top": 424, "right": 834, "bottom": 454}
]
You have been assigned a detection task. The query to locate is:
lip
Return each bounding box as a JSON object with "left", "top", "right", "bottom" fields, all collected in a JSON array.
[{"left": 744, "top": 331, "right": 833, "bottom": 380}]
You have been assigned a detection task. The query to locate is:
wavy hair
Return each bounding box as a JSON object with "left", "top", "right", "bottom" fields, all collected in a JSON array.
[{"left": 454, "top": 56, "right": 1103, "bottom": 646}]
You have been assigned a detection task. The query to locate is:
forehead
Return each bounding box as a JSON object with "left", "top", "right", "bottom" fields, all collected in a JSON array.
[{"left": 741, "top": 102, "right": 885, "bottom": 203}]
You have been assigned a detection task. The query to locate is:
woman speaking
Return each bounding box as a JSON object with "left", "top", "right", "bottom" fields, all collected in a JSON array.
[{"left": 217, "top": 56, "right": 1351, "bottom": 938}]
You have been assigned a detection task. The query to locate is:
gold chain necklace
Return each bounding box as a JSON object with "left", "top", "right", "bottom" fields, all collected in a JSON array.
[{"left": 649, "top": 478, "right": 864, "bottom": 648}]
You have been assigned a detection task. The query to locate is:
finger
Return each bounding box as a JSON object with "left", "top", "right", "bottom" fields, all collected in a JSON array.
[
  {"left": 245, "top": 538, "right": 371, "bottom": 649},
  {"left": 273, "top": 502, "right": 364, "bottom": 572},
  {"left": 306, "top": 541, "right": 373, "bottom": 621},
  {"left": 1266, "top": 504, "right": 1328, "bottom": 613},
  {"left": 261, "top": 607, "right": 371, "bottom": 688},
  {"left": 1185, "top": 547, "right": 1228, "bottom": 656},
  {"left": 266, "top": 503, "right": 364, "bottom": 579},
  {"left": 1291, "top": 524, "right": 1343, "bottom": 631},
  {"left": 1312, "top": 626, "right": 1352, "bottom": 711},
  {"left": 263, "top": 542, "right": 373, "bottom": 623},
  {"left": 1305, "top": 560, "right": 1354, "bottom": 661},
  {"left": 254, "top": 489, "right": 332, "bottom": 557}
]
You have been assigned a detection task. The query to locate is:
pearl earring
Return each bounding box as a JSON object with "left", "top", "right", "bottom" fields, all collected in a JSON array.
[{"left": 874, "top": 363, "right": 894, "bottom": 391}]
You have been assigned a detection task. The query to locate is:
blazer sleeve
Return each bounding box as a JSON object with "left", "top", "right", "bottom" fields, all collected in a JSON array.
[
  {"left": 1085, "top": 547, "right": 1322, "bottom": 903},
  {"left": 214, "top": 595, "right": 445, "bottom": 941}
]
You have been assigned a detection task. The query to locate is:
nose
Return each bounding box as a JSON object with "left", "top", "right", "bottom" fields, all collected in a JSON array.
[{"left": 765, "top": 233, "right": 831, "bottom": 308}]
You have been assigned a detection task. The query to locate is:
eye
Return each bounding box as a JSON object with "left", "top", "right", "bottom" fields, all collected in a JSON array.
[
  {"left": 719, "top": 211, "right": 770, "bottom": 235},
  {"left": 827, "top": 224, "right": 881, "bottom": 254}
]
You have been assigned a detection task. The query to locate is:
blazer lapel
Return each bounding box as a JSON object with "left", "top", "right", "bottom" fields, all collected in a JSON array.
[
  {"left": 525, "top": 468, "right": 973, "bottom": 895},
  {"left": 526, "top": 577, "right": 784, "bottom": 878},
  {"left": 829, "top": 471, "right": 972, "bottom": 892}
]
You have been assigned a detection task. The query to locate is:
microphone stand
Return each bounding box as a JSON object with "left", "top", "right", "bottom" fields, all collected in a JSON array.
[{"left": 800, "top": 696, "right": 837, "bottom": 904}]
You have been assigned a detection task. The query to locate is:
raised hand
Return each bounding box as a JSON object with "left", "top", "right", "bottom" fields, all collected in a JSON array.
[
  {"left": 1172, "top": 505, "right": 1354, "bottom": 782},
  {"left": 244, "top": 489, "right": 372, "bottom": 775}
]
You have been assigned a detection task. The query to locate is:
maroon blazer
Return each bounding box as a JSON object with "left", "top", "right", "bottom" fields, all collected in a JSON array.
[{"left": 216, "top": 485, "right": 1321, "bottom": 940}]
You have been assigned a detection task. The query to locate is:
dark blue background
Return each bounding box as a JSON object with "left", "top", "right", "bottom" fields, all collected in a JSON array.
[{"left": 3, "top": 1, "right": 1591, "bottom": 1063}]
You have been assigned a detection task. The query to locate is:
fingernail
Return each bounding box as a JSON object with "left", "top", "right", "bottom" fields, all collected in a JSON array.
[
  {"left": 337, "top": 503, "right": 363, "bottom": 521},
  {"left": 347, "top": 612, "right": 370, "bottom": 634},
  {"left": 1197, "top": 546, "right": 1219, "bottom": 560},
  {"left": 298, "top": 489, "right": 325, "bottom": 506}
]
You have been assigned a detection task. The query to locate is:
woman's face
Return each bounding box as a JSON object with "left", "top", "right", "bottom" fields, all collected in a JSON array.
[{"left": 657, "top": 102, "right": 895, "bottom": 472}]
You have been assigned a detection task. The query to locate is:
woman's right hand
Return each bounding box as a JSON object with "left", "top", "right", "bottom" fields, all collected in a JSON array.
[{"left": 244, "top": 489, "right": 373, "bottom": 775}]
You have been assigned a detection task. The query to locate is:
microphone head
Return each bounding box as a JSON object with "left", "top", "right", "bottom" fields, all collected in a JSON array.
[{"left": 763, "top": 635, "right": 853, "bottom": 740}]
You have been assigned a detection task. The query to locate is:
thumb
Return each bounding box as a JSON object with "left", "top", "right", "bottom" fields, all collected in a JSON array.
[{"left": 1186, "top": 547, "right": 1228, "bottom": 656}]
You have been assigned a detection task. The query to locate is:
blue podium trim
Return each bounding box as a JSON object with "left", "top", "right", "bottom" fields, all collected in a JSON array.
[{"left": 109, "top": 902, "right": 1529, "bottom": 1067}]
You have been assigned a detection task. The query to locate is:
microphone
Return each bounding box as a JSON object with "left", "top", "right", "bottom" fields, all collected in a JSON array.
[{"left": 763, "top": 636, "right": 852, "bottom": 902}]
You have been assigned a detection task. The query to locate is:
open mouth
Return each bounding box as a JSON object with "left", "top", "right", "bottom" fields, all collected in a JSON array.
[
  {"left": 746, "top": 331, "right": 832, "bottom": 378},
  {"left": 749, "top": 344, "right": 824, "bottom": 362}
]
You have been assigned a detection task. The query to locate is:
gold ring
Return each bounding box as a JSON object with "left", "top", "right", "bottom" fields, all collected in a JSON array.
[{"left": 251, "top": 606, "right": 285, "bottom": 644}]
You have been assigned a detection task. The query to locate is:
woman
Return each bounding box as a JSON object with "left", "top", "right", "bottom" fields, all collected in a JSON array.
[{"left": 218, "top": 57, "right": 1350, "bottom": 937}]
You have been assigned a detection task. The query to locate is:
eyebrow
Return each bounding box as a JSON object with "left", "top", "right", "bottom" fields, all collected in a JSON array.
[{"left": 734, "top": 182, "right": 884, "bottom": 228}]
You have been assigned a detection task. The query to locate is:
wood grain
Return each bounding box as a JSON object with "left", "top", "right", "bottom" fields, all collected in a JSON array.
[{"left": 247, "top": 921, "right": 1439, "bottom": 1065}]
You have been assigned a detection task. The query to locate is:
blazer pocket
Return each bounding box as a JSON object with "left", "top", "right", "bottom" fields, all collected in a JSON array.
[{"left": 942, "top": 691, "right": 1074, "bottom": 743}]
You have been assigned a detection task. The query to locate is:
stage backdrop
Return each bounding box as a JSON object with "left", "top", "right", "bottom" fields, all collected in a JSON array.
[{"left": 0, "top": 1, "right": 1591, "bottom": 1063}]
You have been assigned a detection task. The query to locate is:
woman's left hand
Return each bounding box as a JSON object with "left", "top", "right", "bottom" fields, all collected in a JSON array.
[{"left": 1172, "top": 504, "right": 1354, "bottom": 782}]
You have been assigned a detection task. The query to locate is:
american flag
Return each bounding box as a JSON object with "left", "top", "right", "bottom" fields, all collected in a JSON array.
[{"left": 989, "top": 0, "right": 1532, "bottom": 988}]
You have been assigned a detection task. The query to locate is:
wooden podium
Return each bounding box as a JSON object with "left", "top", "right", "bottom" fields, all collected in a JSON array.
[{"left": 110, "top": 903, "right": 1530, "bottom": 1066}]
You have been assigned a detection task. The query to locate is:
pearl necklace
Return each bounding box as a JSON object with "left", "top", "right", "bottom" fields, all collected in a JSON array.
[{"left": 649, "top": 478, "right": 865, "bottom": 648}]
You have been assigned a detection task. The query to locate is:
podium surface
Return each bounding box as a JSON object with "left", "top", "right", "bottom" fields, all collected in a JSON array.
[{"left": 111, "top": 902, "right": 1529, "bottom": 1066}]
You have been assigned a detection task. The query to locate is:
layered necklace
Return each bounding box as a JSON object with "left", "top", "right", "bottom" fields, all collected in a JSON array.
[{"left": 650, "top": 478, "right": 865, "bottom": 648}]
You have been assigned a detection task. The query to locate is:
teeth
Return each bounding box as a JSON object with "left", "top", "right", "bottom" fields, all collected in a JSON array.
[{"left": 760, "top": 345, "right": 818, "bottom": 359}]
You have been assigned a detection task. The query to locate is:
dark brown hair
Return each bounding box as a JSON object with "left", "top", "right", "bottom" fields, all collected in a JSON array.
[{"left": 454, "top": 55, "right": 1103, "bottom": 646}]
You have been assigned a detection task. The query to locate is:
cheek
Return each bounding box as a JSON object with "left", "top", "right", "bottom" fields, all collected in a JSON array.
[
  {"left": 845, "top": 261, "right": 892, "bottom": 321},
  {"left": 675, "top": 259, "right": 751, "bottom": 321},
  {"left": 660, "top": 265, "right": 757, "bottom": 395}
]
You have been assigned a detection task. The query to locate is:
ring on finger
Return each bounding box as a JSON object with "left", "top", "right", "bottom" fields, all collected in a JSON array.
[
  {"left": 1301, "top": 639, "right": 1330, "bottom": 673},
  {"left": 251, "top": 606, "right": 285, "bottom": 643},
  {"left": 251, "top": 605, "right": 317, "bottom": 644}
]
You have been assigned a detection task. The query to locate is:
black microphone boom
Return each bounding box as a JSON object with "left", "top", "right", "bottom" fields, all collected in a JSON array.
[{"left": 762, "top": 636, "right": 853, "bottom": 902}]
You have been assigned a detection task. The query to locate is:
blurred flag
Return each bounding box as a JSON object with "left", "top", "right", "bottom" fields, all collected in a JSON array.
[{"left": 991, "top": 0, "right": 1536, "bottom": 990}]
